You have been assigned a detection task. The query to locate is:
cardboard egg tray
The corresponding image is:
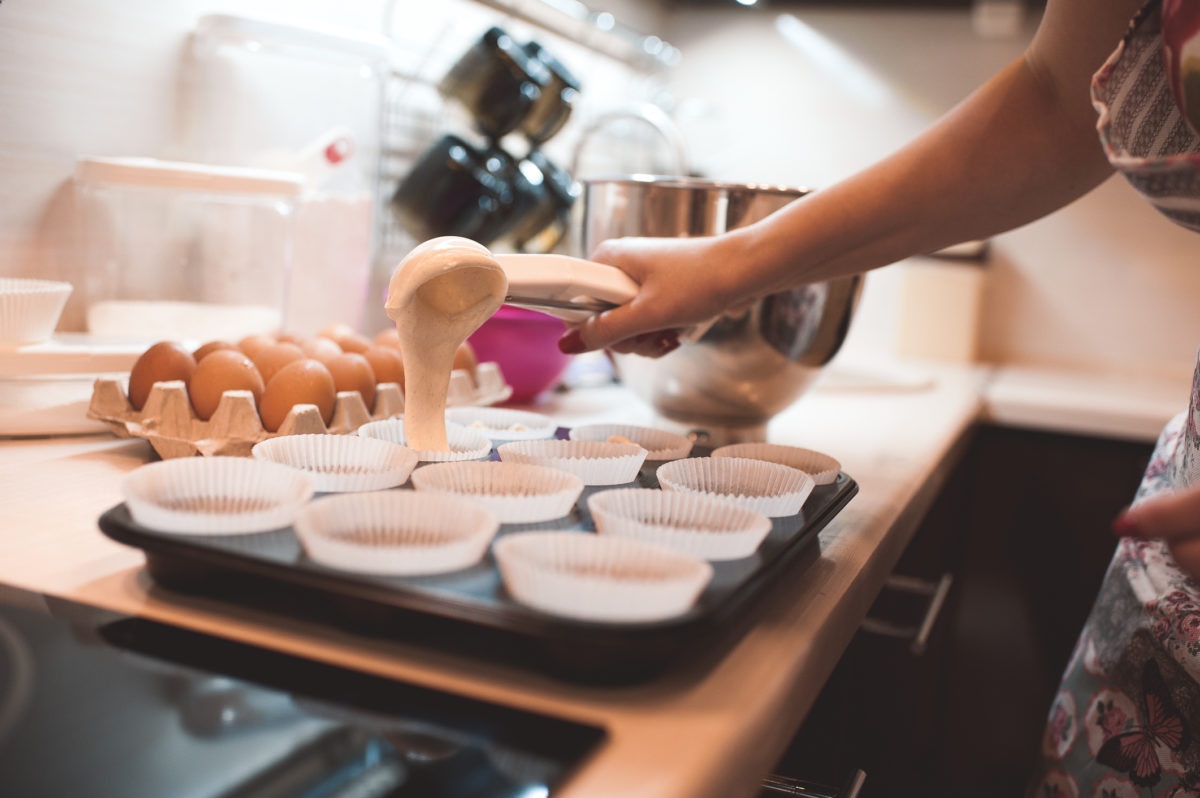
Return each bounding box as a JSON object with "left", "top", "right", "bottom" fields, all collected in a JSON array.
[{"left": 87, "top": 361, "right": 512, "bottom": 460}]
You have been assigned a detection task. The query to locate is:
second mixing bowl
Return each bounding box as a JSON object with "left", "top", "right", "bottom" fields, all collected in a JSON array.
[{"left": 581, "top": 175, "right": 862, "bottom": 444}]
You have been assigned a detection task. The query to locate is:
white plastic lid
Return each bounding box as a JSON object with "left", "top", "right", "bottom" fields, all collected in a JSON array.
[{"left": 74, "top": 157, "right": 305, "bottom": 197}]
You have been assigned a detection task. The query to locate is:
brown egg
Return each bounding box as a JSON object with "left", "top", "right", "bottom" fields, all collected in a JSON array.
[
  {"left": 259, "top": 358, "right": 336, "bottom": 432},
  {"left": 237, "top": 333, "right": 275, "bottom": 359},
  {"left": 453, "top": 341, "right": 478, "bottom": 385},
  {"left": 250, "top": 341, "right": 305, "bottom": 386},
  {"left": 326, "top": 352, "right": 377, "bottom": 411},
  {"left": 362, "top": 344, "right": 405, "bottom": 388},
  {"left": 192, "top": 340, "right": 237, "bottom": 362},
  {"left": 128, "top": 341, "right": 197, "bottom": 411},
  {"left": 372, "top": 327, "right": 402, "bottom": 350},
  {"left": 188, "top": 349, "right": 265, "bottom": 421},
  {"left": 319, "top": 322, "right": 371, "bottom": 354},
  {"left": 274, "top": 331, "right": 304, "bottom": 346},
  {"left": 299, "top": 335, "right": 343, "bottom": 364}
]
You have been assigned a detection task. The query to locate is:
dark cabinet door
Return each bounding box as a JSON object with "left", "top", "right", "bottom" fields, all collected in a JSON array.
[{"left": 770, "top": 424, "right": 1152, "bottom": 797}]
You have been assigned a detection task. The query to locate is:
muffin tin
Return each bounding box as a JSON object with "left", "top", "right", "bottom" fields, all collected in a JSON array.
[{"left": 97, "top": 435, "right": 857, "bottom": 683}]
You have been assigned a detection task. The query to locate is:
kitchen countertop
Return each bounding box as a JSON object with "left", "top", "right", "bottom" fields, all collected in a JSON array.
[
  {"left": 0, "top": 356, "right": 1172, "bottom": 798},
  {"left": 982, "top": 363, "right": 1187, "bottom": 443}
]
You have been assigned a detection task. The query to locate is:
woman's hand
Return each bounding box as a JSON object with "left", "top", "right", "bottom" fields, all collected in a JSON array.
[
  {"left": 557, "top": 234, "right": 753, "bottom": 358},
  {"left": 1114, "top": 484, "right": 1200, "bottom": 581}
]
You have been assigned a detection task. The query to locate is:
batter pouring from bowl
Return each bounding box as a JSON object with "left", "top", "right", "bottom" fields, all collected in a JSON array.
[{"left": 385, "top": 237, "right": 506, "bottom": 452}]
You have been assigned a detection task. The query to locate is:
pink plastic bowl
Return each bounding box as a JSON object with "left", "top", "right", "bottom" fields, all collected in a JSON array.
[{"left": 468, "top": 305, "right": 572, "bottom": 403}]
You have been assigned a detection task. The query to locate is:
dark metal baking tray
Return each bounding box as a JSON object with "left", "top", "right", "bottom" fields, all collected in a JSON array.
[{"left": 98, "top": 456, "right": 857, "bottom": 685}]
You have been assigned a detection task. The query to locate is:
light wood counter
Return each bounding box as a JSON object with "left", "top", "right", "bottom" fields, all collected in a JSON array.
[{"left": 0, "top": 361, "right": 985, "bottom": 798}]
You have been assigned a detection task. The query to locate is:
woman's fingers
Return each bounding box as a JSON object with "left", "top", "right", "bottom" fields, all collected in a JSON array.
[
  {"left": 1113, "top": 484, "right": 1200, "bottom": 541},
  {"left": 559, "top": 323, "right": 680, "bottom": 358},
  {"left": 1168, "top": 536, "right": 1200, "bottom": 582}
]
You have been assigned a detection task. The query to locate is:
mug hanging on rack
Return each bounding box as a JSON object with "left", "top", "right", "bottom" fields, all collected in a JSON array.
[{"left": 437, "top": 27, "right": 551, "bottom": 141}]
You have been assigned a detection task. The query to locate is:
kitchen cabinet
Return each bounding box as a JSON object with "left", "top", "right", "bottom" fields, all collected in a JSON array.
[{"left": 769, "top": 423, "right": 1152, "bottom": 797}]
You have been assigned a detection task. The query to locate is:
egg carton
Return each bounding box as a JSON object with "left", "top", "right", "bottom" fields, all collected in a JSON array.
[{"left": 87, "top": 361, "right": 512, "bottom": 460}]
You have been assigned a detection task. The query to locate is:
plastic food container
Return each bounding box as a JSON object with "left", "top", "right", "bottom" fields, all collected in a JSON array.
[
  {"left": 181, "top": 14, "right": 388, "bottom": 336},
  {"left": 73, "top": 157, "right": 301, "bottom": 340}
]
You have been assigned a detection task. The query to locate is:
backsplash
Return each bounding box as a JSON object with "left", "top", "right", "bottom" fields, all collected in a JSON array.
[
  {"left": 658, "top": 5, "right": 1200, "bottom": 384},
  {"left": 0, "top": 0, "right": 674, "bottom": 336},
  {"left": 4, "top": 0, "right": 1197, "bottom": 385}
]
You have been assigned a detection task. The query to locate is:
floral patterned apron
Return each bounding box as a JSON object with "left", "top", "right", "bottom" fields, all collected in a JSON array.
[{"left": 1028, "top": 3, "right": 1200, "bottom": 796}]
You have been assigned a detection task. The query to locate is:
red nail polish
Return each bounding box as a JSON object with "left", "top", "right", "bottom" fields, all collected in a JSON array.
[
  {"left": 1112, "top": 513, "right": 1142, "bottom": 538},
  {"left": 558, "top": 329, "right": 585, "bottom": 354}
]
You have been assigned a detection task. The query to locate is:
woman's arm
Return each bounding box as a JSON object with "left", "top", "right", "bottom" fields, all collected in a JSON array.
[{"left": 567, "top": 0, "right": 1147, "bottom": 355}]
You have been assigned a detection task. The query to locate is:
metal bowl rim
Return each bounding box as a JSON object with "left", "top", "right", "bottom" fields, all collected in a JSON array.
[{"left": 581, "top": 174, "right": 813, "bottom": 197}]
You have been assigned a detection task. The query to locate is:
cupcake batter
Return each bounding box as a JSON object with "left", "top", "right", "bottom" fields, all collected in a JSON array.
[{"left": 385, "top": 238, "right": 506, "bottom": 452}]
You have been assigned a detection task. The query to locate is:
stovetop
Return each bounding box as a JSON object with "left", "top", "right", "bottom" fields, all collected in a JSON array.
[{"left": 0, "top": 584, "right": 604, "bottom": 798}]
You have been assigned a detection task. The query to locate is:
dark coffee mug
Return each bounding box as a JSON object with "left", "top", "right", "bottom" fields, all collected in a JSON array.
[
  {"left": 508, "top": 151, "right": 579, "bottom": 253},
  {"left": 519, "top": 41, "right": 581, "bottom": 144},
  {"left": 390, "top": 134, "right": 517, "bottom": 245},
  {"left": 438, "top": 27, "right": 551, "bottom": 141}
]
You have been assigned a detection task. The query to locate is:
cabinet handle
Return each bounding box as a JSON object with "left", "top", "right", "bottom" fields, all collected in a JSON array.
[
  {"left": 760, "top": 769, "right": 867, "bottom": 797},
  {"left": 860, "top": 573, "right": 953, "bottom": 656}
]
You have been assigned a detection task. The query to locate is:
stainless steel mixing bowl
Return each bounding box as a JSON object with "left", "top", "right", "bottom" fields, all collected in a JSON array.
[{"left": 581, "top": 175, "right": 862, "bottom": 444}]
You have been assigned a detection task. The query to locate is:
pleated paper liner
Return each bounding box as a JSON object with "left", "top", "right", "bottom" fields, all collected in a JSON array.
[
  {"left": 356, "top": 418, "right": 493, "bottom": 462},
  {"left": 568, "top": 423, "right": 692, "bottom": 462},
  {"left": 496, "top": 439, "right": 647, "bottom": 486},
  {"left": 0, "top": 278, "right": 73, "bottom": 347},
  {"left": 655, "top": 456, "right": 815, "bottom": 517},
  {"left": 410, "top": 461, "right": 583, "bottom": 523},
  {"left": 122, "top": 456, "right": 313, "bottom": 535},
  {"left": 444, "top": 406, "right": 557, "bottom": 443},
  {"left": 251, "top": 433, "right": 418, "bottom": 493},
  {"left": 294, "top": 491, "right": 499, "bottom": 576},
  {"left": 87, "top": 360, "right": 510, "bottom": 460},
  {"left": 588, "top": 487, "right": 772, "bottom": 561},
  {"left": 492, "top": 530, "right": 714, "bottom": 623},
  {"left": 711, "top": 442, "right": 841, "bottom": 486}
]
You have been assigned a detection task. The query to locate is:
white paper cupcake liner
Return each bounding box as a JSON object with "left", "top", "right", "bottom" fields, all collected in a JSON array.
[
  {"left": 251, "top": 433, "right": 418, "bottom": 493},
  {"left": 122, "top": 456, "right": 313, "bottom": 535},
  {"left": 496, "top": 439, "right": 647, "bottom": 486},
  {"left": 568, "top": 423, "right": 693, "bottom": 462},
  {"left": 655, "top": 456, "right": 815, "bottom": 517},
  {"left": 0, "top": 278, "right": 73, "bottom": 346},
  {"left": 711, "top": 442, "right": 841, "bottom": 486},
  {"left": 294, "top": 490, "right": 499, "bottom": 576},
  {"left": 444, "top": 407, "right": 557, "bottom": 442},
  {"left": 588, "top": 487, "right": 772, "bottom": 561},
  {"left": 356, "top": 417, "right": 493, "bottom": 462},
  {"left": 493, "top": 530, "right": 713, "bottom": 623},
  {"left": 410, "top": 461, "right": 583, "bottom": 523}
]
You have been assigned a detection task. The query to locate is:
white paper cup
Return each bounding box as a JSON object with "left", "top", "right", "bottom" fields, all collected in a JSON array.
[
  {"left": 493, "top": 530, "right": 713, "bottom": 623},
  {"left": 251, "top": 433, "right": 418, "bottom": 492},
  {"left": 410, "top": 460, "right": 583, "bottom": 523},
  {"left": 122, "top": 456, "right": 313, "bottom": 534},
  {"left": 712, "top": 442, "right": 841, "bottom": 486},
  {"left": 655, "top": 456, "right": 815, "bottom": 517},
  {"left": 0, "top": 278, "right": 73, "bottom": 346},
  {"left": 445, "top": 407, "right": 557, "bottom": 442},
  {"left": 356, "top": 417, "right": 493, "bottom": 462},
  {"left": 294, "top": 490, "right": 499, "bottom": 576},
  {"left": 588, "top": 487, "right": 772, "bottom": 561},
  {"left": 496, "top": 439, "right": 647, "bottom": 486},
  {"left": 568, "top": 423, "right": 692, "bottom": 462}
]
